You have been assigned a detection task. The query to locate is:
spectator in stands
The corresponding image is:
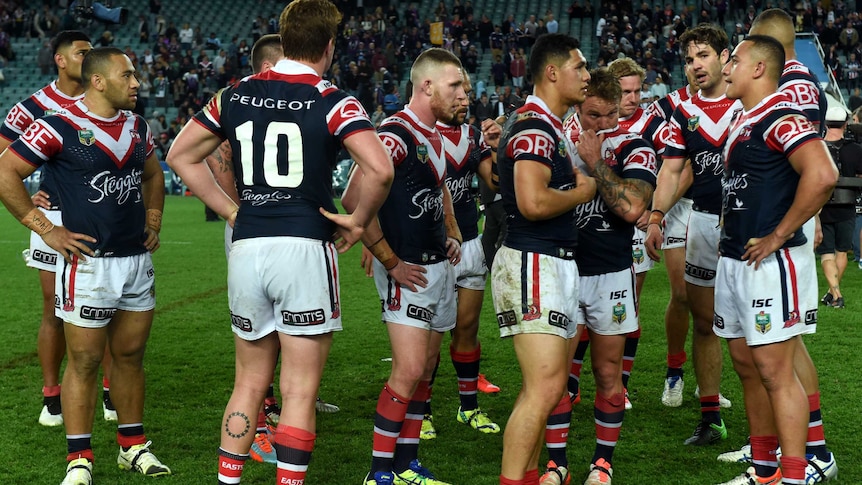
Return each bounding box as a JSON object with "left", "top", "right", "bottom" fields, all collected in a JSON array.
[
  {"left": 205, "top": 32, "right": 221, "bottom": 51},
  {"left": 137, "top": 70, "right": 151, "bottom": 114},
  {"left": 138, "top": 14, "right": 149, "bottom": 43},
  {"left": 522, "top": 14, "right": 538, "bottom": 47},
  {"left": 96, "top": 30, "right": 114, "bottom": 47},
  {"left": 213, "top": 49, "right": 227, "bottom": 75},
  {"left": 473, "top": 91, "right": 495, "bottom": 121},
  {"left": 821, "top": 18, "right": 840, "bottom": 50},
  {"left": 793, "top": 3, "right": 813, "bottom": 32},
  {"left": 846, "top": 52, "right": 860, "bottom": 90},
  {"left": 849, "top": 87, "right": 862, "bottom": 112},
  {"left": 38, "top": 40, "right": 53, "bottom": 76},
  {"left": 32, "top": 5, "right": 59, "bottom": 40},
  {"left": 491, "top": 54, "right": 506, "bottom": 86},
  {"left": 650, "top": 75, "right": 669, "bottom": 98},
  {"left": 731, "top": 23, "right": 746, "bottom": 46},
  {"left": 509, "top": 50, "right": 526, "bottom": 88},
  {"left": 546, "top": 13, "right": 558, "bottom": 33},
  {"left": 237, "top": 39, "right": 250, "bottom": 70},
  {"left": 179, "top": 22, "right": 193, "bottom": 51},
  {"left": 840, "top": 21, "right": 859, "bottom": 56},
  {"left": 826, "top": 43, "right": 842, "bottom": 79},
  {"left": 382, "top": 84, "right": 401, "bottom": 116}
]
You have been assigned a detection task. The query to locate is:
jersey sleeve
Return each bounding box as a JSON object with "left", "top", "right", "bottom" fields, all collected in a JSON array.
[
  {"left": 662, "top": 107, "right": 688, "bottom": 159},
  {"left": 506, "top": 118, "right": 557, "bottom": 168},
  {"left": 763, "top": 111, "right": 820, "bottom": 156},
  {"left": 647, "top": 116, "right": 668, "bottom": 155},
  {"left": 326, "top": 92, "right": 375, "bottom": 141},
  {"left": 193, "top": 87, "right": 229, "bottom": 138},
  {"left": 138, "top": 114, "right": 155, "bottom": 157},
  {"left": 0, "top": 101, "right": 35, "bottom": 142},
  {"left": 647, "top": 97, "right": 671, "bottom": 120},
  {"left": 378, "top": 122, "right": 410, "bottom": 167},
  {"left": 8, "top": 117, "right": 63, "bottom": 167},
  {"left": 620, "top": 138, "right": 658, "bottom": 186},
  {"left": 781, "top": 76, "right": 823, "bottom": 130}
]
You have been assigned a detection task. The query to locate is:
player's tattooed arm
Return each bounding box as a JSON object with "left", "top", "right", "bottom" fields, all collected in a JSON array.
[
  {"left": 212, "top": 141, "right": 234, "bottom": 174},
  {"left": 591, "top": 161, "right": 654, "bottom": 224}
]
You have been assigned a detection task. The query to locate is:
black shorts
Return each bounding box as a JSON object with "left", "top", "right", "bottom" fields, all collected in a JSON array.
[{"left": 816, "top": 218, "right": 855, "bottom": 254}]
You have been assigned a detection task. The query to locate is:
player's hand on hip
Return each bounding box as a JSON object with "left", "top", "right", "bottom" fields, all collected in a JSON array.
[
  {"left": 446, "top": 237, "right": 461, "bottom": 266},
  {"left": 388, "top": 260, "right": 428, "bottom": 292},
  {"left": 742, "top": 232, "right": 788, "bottom": 270},
  {"left": 31, "top": 190, "right": 52, "bottom": 209},
  {"left": 644, "top": 222, "right": 663, "bottom": 262},
  {"left": 360, "top": 246, "right": 375, "bottom": 277},
  {"left": 320, "top": 208, "right": 363, "bottom": 253},
  {"left": 144, "top": 227, "right": 161, "bottom": 253},
  {"left": 43, "top": 226, "right": 96, "bottom": 263}
]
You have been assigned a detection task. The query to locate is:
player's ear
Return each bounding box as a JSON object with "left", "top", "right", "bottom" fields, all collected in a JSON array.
[{"left": 720, "top": 48, "right": 730, "bottom": 64}]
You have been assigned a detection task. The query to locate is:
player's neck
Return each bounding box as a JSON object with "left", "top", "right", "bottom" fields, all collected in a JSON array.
[
  {"left": 700, "top": 81, "right": 727, "bottom": 100},
  {"left": 740, "top": 85, "right": 775, "bottom": 111},
  {"left": 55, "top": 76, "right": 85, "bottom": 98},
  {"left": 406, "top": 101, "right": 436, "bottom": 127},
  {"left": 82, "top": 96, "right": 120, "bottom": 119},
  {"left": 533, "top": 85, "right": 567, "bottom": 120}
]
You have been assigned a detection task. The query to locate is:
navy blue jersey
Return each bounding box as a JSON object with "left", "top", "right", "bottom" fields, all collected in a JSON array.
[
  {"left": 720, "top": 92, "right": 820, "bottom": 260},
  {"left": 647, "top": 84, "right": 694, "bottom": 121},
  {"left": 1, "top": 81, "right": 84, "bottom": 208},
  {"left": 664, "top": 92, "right": 742, "bottom": 214},
  {"left": 10, "top": 101, "right": 154, "bottom": 257},
  {"left": 194, "top": 59, "right": 374, "bottom": 242},
  {"left": 498, "top": 95, "right": 579, "bottom": 258},
  {"left": 570, "top": 121, "right": 658, "bottom": 275},
  {"left": 780, "top": 60, "right": 827, "bottom": 136},
  {"left": 439, "top": 121, "right": 491, "bottom": 242},
  {"left": 377, "top": 108, "right": 448, "bottom": 264}
]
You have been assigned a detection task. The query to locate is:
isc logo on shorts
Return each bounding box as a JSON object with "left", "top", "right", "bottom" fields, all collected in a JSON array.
[
  {"left": 713, "top": 314, "right": 725, "bottom": 329},
  {"left": 496, "top": 310, "right": 517, "bottom": 328},
  {"left": 80, "top": 306, "right": 117, "bottom": 320},
  {"left": 406, "top": 304, "right": 433, "bottom": 323},
  {"left": 231, "top": 312, "right": 253, "bottom": 332},
  {"left": 281, "top": 309, "right": 326, "bottom": 326},
  {"left": 667, "top": 237, "right": 686, "bottom": 245},
  {"left": 804, "top": 309, "right": 817, "bottom": 325},
  {"left": 31, "top": 249, "right": 57, "bottom": 265}
]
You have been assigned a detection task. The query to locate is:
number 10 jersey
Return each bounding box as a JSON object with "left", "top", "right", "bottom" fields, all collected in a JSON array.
[{"left": 194, "top": 59, "right": 375, "bottom": 242}]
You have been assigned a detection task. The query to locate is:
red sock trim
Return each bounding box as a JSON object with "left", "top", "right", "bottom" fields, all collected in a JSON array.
[
  {"left": 450, "top": 343, "right": 481, "bottom": 363},
  {"left": 626, "top": 327, "right": 642, "bottom": 338},
  {"left": 274, "top": 424, "right": 316, "bottom": 451},
  {"left": 750, "top": 435, "right": 779, "bottom": 464},
  {"left": 579, "top": 330, "right": 590, "bottom": 342},
  {"left": 808, "top": 392, "right": 821, "bottom": 412},
  {"left": 551, "top": 394, "right": 572, "bottom": 415},
  {"left": 102, "top": 376, "right": 110, "bottom": 389},
  {"left": 499, "top": 475, "right": 522, "bottom": 485},
  {"left": 43, "top": 385, "right": 61, "bottom": 397},
  {"left": 667, "top": 351, "right": 687, "bottom": 369},
  {"left": 67, "top": 450, "right": 94, "bottom": 462},
  {"left": 411, "top": 380, "right": 431, "bottom": 402},
  {"left": 699, "top": 395, "right": 721, "bottom": 413},
  {"left": 257, "top": 411, "right": 267, "bottom": 432},
  {"left": 780, "top": 455, "right": 807, "bottom": 481},
  {"left": 117, "top": 433, "right": 146, "bottom": 448},
  {"left": 524, "top": 468, "right": 540, "bottom": 485}
]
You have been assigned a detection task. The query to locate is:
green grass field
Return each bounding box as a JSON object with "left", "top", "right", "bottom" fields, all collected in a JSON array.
[{"left": 0, "top": 196, "right": 859, "bottom": 484}]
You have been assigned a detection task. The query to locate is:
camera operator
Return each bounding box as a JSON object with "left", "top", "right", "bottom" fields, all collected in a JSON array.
[
  {"left": 70, "top": 0, "right": 129, "bottom": 25},
  {"left": 818, "top": 106, "right": 862, "bottom": 308}
]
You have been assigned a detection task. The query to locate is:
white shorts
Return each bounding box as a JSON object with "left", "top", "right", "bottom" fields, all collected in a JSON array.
[
  {"left": 684, "top": 210, "right": 720, "bottom": 287},
  {"left": 228, "top": 236, "right": 342, "bottom": 340},
  {"left": 455, "top": 236, "right": 488, "bottom": 290},
  {"left": 224, "top": 223, "right": 233, "bottom": 260},
  {"left": 714, "top": 246, "right": 818, "bottom": 345},
  {"left": 632, "top": 228, "right": 654, "bottom": 273},
  {"left": 55, "top": 253, "right": 156, "bottom": 328},
  {"left": 27, "top": 209, "right": 63, "bottom": 272},
  {"left": 663, "top": 197, "right": 692, "bottom": 249},
  {"left": 577, "top": 267, "right": 639, "bottom": 335},
  {"left": 491, "top": 245, "right": 579, "bottom": 339},
  {"left": 374, "top": 259, "right": 456, "bottom": 332},
  {"left": 801, "top": 217, "right": 815, "bottom": 252}
]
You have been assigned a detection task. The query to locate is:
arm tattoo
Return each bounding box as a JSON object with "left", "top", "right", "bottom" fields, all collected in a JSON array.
[
  {"left": 592, "top": 161, "right": 654, "bottom": 219},
  {"left": 213, "top": 142, "right": 234, "bottom": 174},
  {"left": 224, "top": 411, "right": 251, "bottom": 439}
]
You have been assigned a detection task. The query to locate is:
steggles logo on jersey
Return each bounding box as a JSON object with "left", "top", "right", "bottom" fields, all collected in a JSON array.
[
  {"left": 722, "top": 173, "right": 749, "bottom": 211},
  {"left": 445, "top": 174, "right": 473, "bottom": 204},
  {"left": 687, "top": 116, "right": 700, "bottom": 132},
  {"left": 755, "top": 311, "right": 772, "bottom": 334},
  {"left": 241, "top": 188, "right": 291, "bottom": 206},
  {"left": 408, "top": 187, "right": 443, "bottom": 220},
  {"left": 693, "top": 151, "right": 724, "bottom": 177},
  {"left": 88, "top": 168, "right": 143, "bottom": 204},
  {"left": 78, "top": 129, "right": 95, "bottom": 146},
  {"left": 574, "top": 196, "right": 609, "bottom": 229}
]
